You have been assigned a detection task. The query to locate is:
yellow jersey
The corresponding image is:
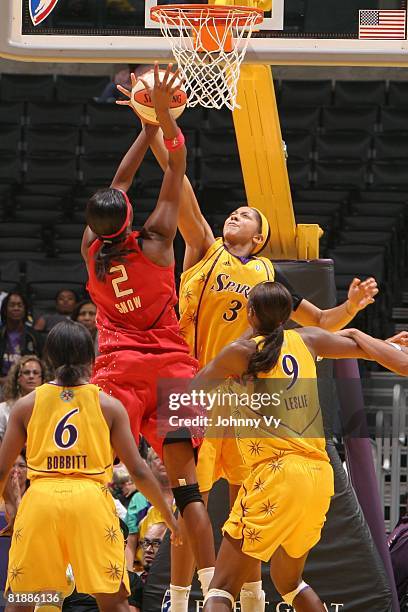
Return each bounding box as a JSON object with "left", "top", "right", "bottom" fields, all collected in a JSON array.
[
  {"left": 179, "top": 238, "right": 275, "bottom": 367},
  {"left": 232, "top": 330, "right": 328, "bottom": 466},
  {"left": 27, "top": 383, "right": 114, "bottom": 484}
]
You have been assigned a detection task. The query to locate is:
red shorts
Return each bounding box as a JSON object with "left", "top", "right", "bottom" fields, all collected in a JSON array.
[{"left": 92, "top": 349, "right": 202, "bottom": 459}]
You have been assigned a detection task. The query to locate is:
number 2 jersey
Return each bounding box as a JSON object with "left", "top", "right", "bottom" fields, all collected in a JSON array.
[
  {"left": 86, "top": 231, "right": 191, "bottom": 356},
  {"left": 179, "top": 238, "right": 279, "bottom": 367},
  {"left": 27, "top": 383, "right": 114, "bottom": 484}
]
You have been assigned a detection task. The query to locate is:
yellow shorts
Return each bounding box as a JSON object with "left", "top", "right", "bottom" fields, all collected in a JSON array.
[
  {"left": 196, "top": 437, "right": 250, "bottom": 493},
  {"left": 224, "top": 453, "right": 334, "bottom": 562},
  {"left": 6, "top": 478, "right": 130, "bottom": 596}
]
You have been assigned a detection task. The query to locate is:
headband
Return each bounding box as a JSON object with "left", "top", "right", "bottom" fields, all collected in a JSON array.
[
  {"left": 251, "top": 208, "right": 270, "bottom": 255},
  {"left": 100, "top": 189, "right": 132, "bottom": 240}
]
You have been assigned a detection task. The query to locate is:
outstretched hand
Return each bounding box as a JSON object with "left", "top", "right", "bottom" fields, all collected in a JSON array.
[
  {"left": 166, "top": 513, "right": 183, "bottom": 547},
  {"left": 386, "top": 330, "right": 408, "bottom": 346},
  {"left": 347, "top": 277, "right": 378, "bottom": 311},
  {"left": 138, "top": 63, "right": 183, "bottom": 115},
  {"left": 116, "top": 63, "right": 183, "bottom": 121}
]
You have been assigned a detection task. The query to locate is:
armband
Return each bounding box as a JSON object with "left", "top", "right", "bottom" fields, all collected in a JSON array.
[{"left": 163, "top": 129, "right": 185, "bottom": 151}]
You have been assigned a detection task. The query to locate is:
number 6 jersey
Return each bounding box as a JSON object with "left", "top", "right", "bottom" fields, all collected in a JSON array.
[
  {"left": 26, "top": 383, "right": 114, "bottom": 483},
  {"left": 86, "top": 232, "right": 190, "bottom": 356}
]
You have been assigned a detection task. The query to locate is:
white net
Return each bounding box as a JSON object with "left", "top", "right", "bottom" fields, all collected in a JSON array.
[{"left": 152, "top": 5, "right": 262, "bottom": 110}]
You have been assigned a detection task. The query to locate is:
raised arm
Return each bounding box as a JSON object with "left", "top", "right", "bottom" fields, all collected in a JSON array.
[
  {"left": 117, "top": 71, "right": 215, "bottom": 270},
  {"left": 132, "top": 64, "right": 186, "bottom": 248},
  {"left": 193, "top": 340, "right": 252, "bottom": 387},
  {"left": 291, "top": 277, "right": 378, "bottom": 332},
  {"left": 80, "top": 118, "right": 158, "bottom": 261}
]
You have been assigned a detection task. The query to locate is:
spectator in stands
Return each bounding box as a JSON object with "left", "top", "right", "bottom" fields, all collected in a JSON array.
[
  {"left": 0, "top": 292, "right": 43, "bottom": 387},
  {"left": 128, "top": 522, "right": 168, "bottom": 611},
  {"left": 111, "top": 465, "right": 138, "bottom": 509},
  {"left": 34, "top": 288, "right": 78, "bottom": 334},
  {"left": 97, "top": 64, "right": 137, "bottom": 103},
  {"left": 0, "top": 354, "right": 48, "bottom": 441},
  {"left": 125, "top": 449, "right": 174, "bottom": 570},
  {"left": 0, "top": 448, "right": 29, "bottom": 536},
  {"left": 71, "top": 299, "right": 98, "bottom": 353}
]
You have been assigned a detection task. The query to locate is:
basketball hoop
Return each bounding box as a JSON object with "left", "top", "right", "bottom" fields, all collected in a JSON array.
[{"left": 150, "top": 4, "right": 264, "bottom": 110}]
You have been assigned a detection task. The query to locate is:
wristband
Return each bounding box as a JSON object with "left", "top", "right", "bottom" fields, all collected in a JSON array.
[
  {"left": 389, "top": 342, "right": 403, "bottom": 352},
  {"left": 163, "top": 129, "right": 185, "bottom": 151}
]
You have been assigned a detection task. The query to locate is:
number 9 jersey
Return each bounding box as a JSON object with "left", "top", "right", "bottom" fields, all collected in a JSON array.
[{"left": 179, "top": 238, "right": 275, "bottom": 367}]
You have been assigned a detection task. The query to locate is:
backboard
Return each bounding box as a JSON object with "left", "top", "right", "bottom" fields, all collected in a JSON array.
[{"left": 1, "top": 0, "right": 408, "bottom": 65}]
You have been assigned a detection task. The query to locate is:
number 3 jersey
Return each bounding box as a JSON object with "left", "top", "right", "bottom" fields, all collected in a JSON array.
[
  {"left": 26, "top": 383, "right": 114, "bottom": 484},
  {"left": 87, "top": 232, "right": 190, "bottom": 356},
  {"left": 179, "top": 238, "right": 275, "bottom": 367}
]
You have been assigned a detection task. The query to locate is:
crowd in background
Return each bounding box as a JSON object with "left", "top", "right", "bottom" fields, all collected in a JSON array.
[{"left": 0, "top": 288, "right": 175, "bottom": 610}]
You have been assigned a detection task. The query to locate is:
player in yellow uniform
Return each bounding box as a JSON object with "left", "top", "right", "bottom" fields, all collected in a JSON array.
[
  {"left": 0, "top": 320, "right": 180, "bottom": 612},
  {"left": 115, "top": 78, "right": 378, "bottom": 611},
  {"left": 195, "top": 280, "right": 377, "bottom": 612}
]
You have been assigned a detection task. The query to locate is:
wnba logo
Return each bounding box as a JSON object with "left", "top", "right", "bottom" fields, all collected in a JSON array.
[{"left": 29, "top": 0, "right": 60, "bottom": 26}]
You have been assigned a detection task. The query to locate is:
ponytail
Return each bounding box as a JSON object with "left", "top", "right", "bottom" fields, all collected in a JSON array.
[
  {"left": 245, "top": 325, "right": 285, "bottom": 379},
  {"left": 55, "top": 364, "right": 91, "bottom": 387}
]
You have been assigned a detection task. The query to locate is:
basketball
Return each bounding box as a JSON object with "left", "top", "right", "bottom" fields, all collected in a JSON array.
[{"left": 130, "top": 69, "right": 187, "bottom": 125}]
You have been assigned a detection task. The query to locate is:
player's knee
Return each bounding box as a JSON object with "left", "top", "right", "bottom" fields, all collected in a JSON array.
[
  {"left": 279, "top": 581, "right": 310, "bottom": 606},
  {"left": 270, "top": 569, "right": 300, "bottom": 599},
  {"left": 172, "top": 482, "right": 204, "bottom": 516}
]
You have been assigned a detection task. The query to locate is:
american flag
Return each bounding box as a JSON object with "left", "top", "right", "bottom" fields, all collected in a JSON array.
[{"left": 359, "top": 9, "right": 406, "bottom": 39}]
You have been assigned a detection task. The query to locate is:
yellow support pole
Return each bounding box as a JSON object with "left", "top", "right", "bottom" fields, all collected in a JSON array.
[{"left": 232, "top": 64, "right": 298, "bottom": 259}]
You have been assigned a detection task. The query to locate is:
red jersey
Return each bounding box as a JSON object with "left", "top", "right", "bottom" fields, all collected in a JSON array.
[{"left": 87, "top": 231, "right": 190, "bottom": 356}]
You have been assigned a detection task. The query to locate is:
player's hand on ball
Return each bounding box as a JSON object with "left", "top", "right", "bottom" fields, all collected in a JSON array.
[
  {"left": 347, "top": 277, "right": 378, "bottom": 311},
  {"left": 138, "top": 62, "right": 183, "bottom": 116}
]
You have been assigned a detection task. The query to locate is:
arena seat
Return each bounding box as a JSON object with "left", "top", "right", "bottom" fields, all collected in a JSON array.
[
  {"left": 177, "top": 106, "right": 205, "bottom": 129},
  {"left": 0, "top": 74, "right": 55, "bottom": 102},
  {"left": 388, "top": 81, "right": 408, "bottom": 107},
  {"left": 380, "top": 107, "right": 408, "bottom": 133},
  {"left": 55, "top": 75, "right": 110, "bottom": 103},
  {"left": 0, "top": 101, "right": 24, "bottom": 126},
  {"left": 82, "top": 129, "right": 136, "bottom": 156},
  {"left": 201, "top": 157, "right": 244, "bottom": 188},
  {"left": 0, "top": 155, "right": 22, "bottom": 184},
  {"left": 25, "top": 155, "right": 78, "bottom": 184},
  {"left": 25, "top": 127, "right": 79, "bottom": 155},
  {"left": 79, "top": 155, "right": 122, "bottom": 185},
  {"left": 13, "top": 209, "right": 65, "bottom": 225},
  {"left": 321, "top": 107, "right": 378, "bottom": 133},
  {"left": 0, "top": 222, "right": 42, "bottom": 239},
  {"left": 356, "top": 189, "right": 408, "bottom": 203},
  {"left": 0, "top": 260, "right": 21, "bottom": 293},
  {"left": 315, "top": 161, "right": 367, "bottom": 189},
  {"left": 14, "top": 194, "right": 65, "bottom": 212},
  {"left": 373, "top": 134, "right": 408, "bottom": 161},
  {"left": 200, "top": 129, "right": 239, "bottom": 157},
  {"left": 279, "top": 79, "right": 332, "bottom": 107},
  {"left": 0, "top": 126, "right": 21, "bottom": 154},
  {"left": 284, "top": 132, "right": 313, "bottom": 160},
  {"left": 207, "top": 107, "right": 234, "bottom": 130},
  {"left": 372, "top": 162, "right": 408, "bottom": 189},
  {"left": 334, "top": 80, "right": 386, "bottom": 107},
  {"left": 287, "top": 160, "right": 312, "bottom": 188},
  {"left": 294, "top": 188, "right": 350, "bottom": 202},
  {"left": 279, "top": 106, "right": 320, "bottom": 133},
  {"left": 87, "top": 101, "right": 140, "bottom": 129},
  {"left": 315, "top": 132, "right": 371, "bottom": 161},
  {"left": 27, "top": 102, "right": 84, "bottom": 127}
]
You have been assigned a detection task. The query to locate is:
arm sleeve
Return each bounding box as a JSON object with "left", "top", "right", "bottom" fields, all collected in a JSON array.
[{"left": 273, "top": 265, "right": 304, "bottom": 311}]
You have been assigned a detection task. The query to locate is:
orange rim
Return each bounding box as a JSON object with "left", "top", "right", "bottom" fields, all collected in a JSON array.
[{"left": 150, "top": 4, "right": 264, "bottom": 27}]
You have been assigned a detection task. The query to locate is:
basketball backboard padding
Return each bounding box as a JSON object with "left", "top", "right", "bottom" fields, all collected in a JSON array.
[{"left": 1, "top": 0, "right": 408, "bottom": 65}]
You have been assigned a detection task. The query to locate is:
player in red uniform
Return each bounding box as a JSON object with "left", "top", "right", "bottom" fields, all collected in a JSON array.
[{"left": 81, "top": 64, "right": 215, "bottom": 600}]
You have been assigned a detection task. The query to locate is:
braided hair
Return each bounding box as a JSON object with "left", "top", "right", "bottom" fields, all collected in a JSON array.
[{"left": 245, "top": 281, "right": 293, "bottom": 379}]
